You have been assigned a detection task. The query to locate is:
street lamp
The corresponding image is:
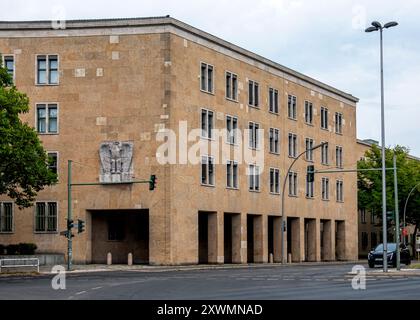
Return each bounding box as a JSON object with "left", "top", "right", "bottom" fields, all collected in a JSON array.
[
  {"left": 403, "top": 182, "right": 420, "bottom": 245},
  {"left": 281, "top": 142, "right": 326, "bottom": 263},
  {"left": 365, "top": 20, "right": 398, "bottom": 272}
]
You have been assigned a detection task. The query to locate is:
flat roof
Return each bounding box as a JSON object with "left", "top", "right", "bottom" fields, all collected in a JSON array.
[{"left": 0, "top": 16, "right": 359, "bottom": 103}]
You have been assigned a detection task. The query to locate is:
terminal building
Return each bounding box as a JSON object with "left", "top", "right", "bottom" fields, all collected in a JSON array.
[{"left": 0, "top": 16, "right": 359, "bottom": 265}]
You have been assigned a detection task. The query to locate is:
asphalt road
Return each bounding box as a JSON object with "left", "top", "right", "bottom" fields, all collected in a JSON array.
[{"left": 0, "top": 263, "right": 419, "bottom": 300}]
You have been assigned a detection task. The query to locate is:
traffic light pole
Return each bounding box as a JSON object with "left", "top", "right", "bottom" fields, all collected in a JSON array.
[
  {"left": 66, "top": 160, "right": 154, "bottom": 271},
  {"left": 67, "top": 160, "right": 73, "bottom": 271}
]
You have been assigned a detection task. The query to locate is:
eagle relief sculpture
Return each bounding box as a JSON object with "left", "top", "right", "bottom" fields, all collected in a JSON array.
[{"left": 99, "top": 141, "right": 134, "bottom": 183}]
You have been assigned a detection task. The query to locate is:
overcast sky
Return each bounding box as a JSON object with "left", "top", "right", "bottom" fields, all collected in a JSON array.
[{"left": 2, "top": 0, "right": 419, "bottom": 155}]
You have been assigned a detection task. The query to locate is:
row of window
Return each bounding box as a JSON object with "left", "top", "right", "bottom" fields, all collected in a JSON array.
[
  {"left": 361, "top": 231, "right": 379, "bottom": 250},
  {"left": 202, "top": 109, "right": 344, "bottom": 167},
  {"left": 201, "top": 156, "right": 344, "bottom": 201},
  {"left": 360, "top": 209, "right": 376, "bottom": 224},
  {"left": 1, "top": 54, "right": 59, "bottom": 85},
  {"left": 0, "top": 201, "right": 57, "bottom": 233},
  {"left": 200, "top": 62, "right": 344, "bottom": 134}
]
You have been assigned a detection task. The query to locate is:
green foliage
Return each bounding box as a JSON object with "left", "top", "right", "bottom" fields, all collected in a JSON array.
[
  {"left": 358, "top": 144, "right": 420, "bottom": 227},
  {"left": 0, "top": 243, "right": 37, "bottom": 255},
  {"left": 0, "top": 58, "right": 57, "bottom": 208}
]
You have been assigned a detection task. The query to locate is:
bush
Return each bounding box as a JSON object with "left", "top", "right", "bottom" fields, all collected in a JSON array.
[
  {"left": 6, "top": 244, "right": 19, "bottom": 255},
  {"left": 18, "top": 243, "right": 37, "bottom": 255}
]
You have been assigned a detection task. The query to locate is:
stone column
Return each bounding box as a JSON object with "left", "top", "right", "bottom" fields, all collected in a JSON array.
[
  {"left": 322, "top": 220, "right": 334, "bottom": 261},
  {"left": 232, "top": 213, "right": 243, "bottom": 263},
  {"left": 336, "top": 220, "right": 346, "bottom": 260},
  {"left": 306, "top": 219, "right": 318, "bottom": 262},
  {"left": 253, "top": 215, "right": 267, "bottom": 263},
  {"left": 207, "top": 212, "right": 223, "bottom": 264},
  {"left": 291, "top": 217, "right": 302, "bottom": 262}
]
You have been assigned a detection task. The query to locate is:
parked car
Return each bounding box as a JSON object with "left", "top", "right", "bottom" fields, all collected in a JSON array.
[{"left": 368, "top": 243, "right": 411, "bottom": 268}]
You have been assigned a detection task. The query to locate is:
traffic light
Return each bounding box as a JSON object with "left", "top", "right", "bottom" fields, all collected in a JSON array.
[
  {"left": 77, "top": 219, "right": 85, "bottom": 234},
  {"left": 307, "top": 165, "right": 315, "bottom": 183},
  {"left": 149, "top": 174, "right": 157, "bottom": 191},
  {"left": 67, "top": 219, "right": 74, "bottom": 230},
  {"left": 386, "top": 211, "right": 394, "bottom": 221}
]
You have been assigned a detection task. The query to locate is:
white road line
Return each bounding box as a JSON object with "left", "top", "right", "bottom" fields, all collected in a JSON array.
[
  {"left": 75, "top": 291, "right": 87, "bottom": 295},
  {"left": 91, "top": 286, "right": 103, "bottom": 290}
]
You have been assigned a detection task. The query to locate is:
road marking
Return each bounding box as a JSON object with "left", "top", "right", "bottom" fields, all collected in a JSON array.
[
  {"left": 91, "top": 286, "right": 103, "bottom": 290},
  {"left": 75, "top": 291, "right": 87, "bottom": 295}
]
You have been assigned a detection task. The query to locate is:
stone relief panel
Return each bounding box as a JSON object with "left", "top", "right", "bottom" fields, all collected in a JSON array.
[{"left": 99, "top": 141, "right": 133, "bottom": 183}]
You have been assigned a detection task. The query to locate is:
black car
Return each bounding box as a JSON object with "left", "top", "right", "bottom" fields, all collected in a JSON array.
[{"left": 368, "top": 243, "right": 411, "bottom": 268}]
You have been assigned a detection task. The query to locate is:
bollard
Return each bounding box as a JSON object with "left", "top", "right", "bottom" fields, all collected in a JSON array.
[
  {"left": 287, "top": 253, "right": 292, "bottom": 264},
  {"left": 107, "top": 252, "right": 112, "bottom": 265},
  {"left": 269, "top": 253, "right": 274, "bottom": 263},
  {"left": 128, "top": 253, "right": 133, "bottom": 266}
]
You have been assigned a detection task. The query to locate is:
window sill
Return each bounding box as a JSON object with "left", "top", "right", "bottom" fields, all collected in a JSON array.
[
  {"left": 288, "top": 117, "right": 297, "bottom": 121},
  {"left": 0, "top": 232, "right": 14, "bottom": 234},
  {"left": 269, "top": 151, "right": 280, "bottom": 156},
  {"left": 305, "top": 159, "right": 314, "bottom": 163},
  {"left": 268, "top": 110, "right": 279, "bottom": 116},
  {"left": 248, "top": 105, "right": 260, "bottom": 109},
  {"left": 200, "top": 89, "right": 215, "bottom": 96},
  {"left": 249, "top": 189, "right": 261, "bottom": 193},
  {"left": 288, "top": 155, "right": 297, "bottom": 159},
  {"left": 288, "top": 194, "right": 298, "bottom": 198},
  {"left": 38, "top": 132, "right": 59, "bottom": 135},
  {"left": 305, "top": 122, "right": 314, "bottom": 127},
  {"left": 201, "top": 183, "right": 215, "bottom": 188},
  {"left": 226, "top": 187, "right": 239, "bottom": 191},
  {"left": 305, "top": 196, "right": 315, "bottom": 200},
  {"left": 337, "top": 200, "right": 344, "bottom": 203},
  {"left": 335, "top": 132, "right": 343, "bottom": 136},
  {"left": 34, "top": 231, "right": 58, "bottom": 234},
  {"left": 270, "top": 192, "right": 280, "bottom": 196},
  {"left": 321, "top": 127, "right": 329, "bottom": 131},
  {"left": 200, "top": 136, "right": 215, "bottom": 141},
  {"left": 322, "top": 198, "right": 330, "bottom": 202},
  {"left": 35, "top": 83, "right": 59, "bottom": 86},
  {"left": 226, "top": 97, "right": 238, "bottom": 103}
]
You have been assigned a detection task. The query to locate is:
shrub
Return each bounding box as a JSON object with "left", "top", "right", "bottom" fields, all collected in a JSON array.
[
  {"left": 18, "top": 243, "right": 37, "bottom": 255},
  {"left": 6, "top": 244, "right": 19, "bottom": 255}
]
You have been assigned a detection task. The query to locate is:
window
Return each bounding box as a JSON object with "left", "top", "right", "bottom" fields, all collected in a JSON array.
[
  {"left": 270, "top": 168, "right": 280, "bottom": 194},
  {"left": 304, "top": 101, "right": 313, "bottom": 125},
  {"left": 321, "top": 142, "right": 329, "bottom": 165},
  {"left": 370, "top": 211, "right": 376, "bottom": 224},
  {"left": 288, "top": 171, "right": 298, "bottom": 196},
  {"left": 269, "top": 87, "right": 279, "bottom": 113},
  {"left": 306, "top": 175, "right": 314, "bottom": 198},
  {"left": 36, "top": 104, "right": 58, "bottom": 134},
  {"left": 3, "top": 55, "right": 14, "bottom": 79},
  {"left": 335, "top": 112, "right": 343, "bottom": 134},
  {"left": 201, "top": 109, "right": 214, "bottom": 139},
  {"left": 288, "top": 95, "right": 297, "bottom": 120},
  {"left": 200, "top": 62, "right": 213, "bottom": 93},
  {"left": 288, "top": 133, "right": 297, "bottom": 158},
  {"left": 226, "top": 115, "right": 238, "bottom": 145},
  {"left": 108, "top": 217, "right": 125, "bottom": 241},
  {"left": 248, "top": 80, "right": 259, "bottom": 107},
  {"left": 336, "top": 146, "right": 343, "bottom": 168},
  {"left": 249, "top": 122, "right": 260, "bottom": 150},
  {"left": 35, "top": 202, "right": 57, "bottom": 232},
  {"left": 201, "top": 155, "right": 215, "bottom": 186},
  {"left": 360, "top": 209, "right": 367, "bottom": 224},
  {"left": 0, "top": 202, "right": 13, "bottom": 233},
  {"left": 269, "top": 128, "right": 279, "bottom": 154},
  {"left": 249, "top": 164, "right": 260, "bottom": 191},
  {"left": 47, "top": 152, "right": 58, "bottom": 175},
  {"left": 305, "top": 138, "right": 314, "bottom": 161},
  {"left": 336, "top": 180, "right": 344, "bottom": 202},
  {"left": 227, "top": 160, "right": 238, "bottom": 189},
  {"left": 322, "top": 177, "right": 329, "bottom": 200},
  {"left": 361, "top": 232, "right": 368, "bottom": 250},
  {"left": 371, "top": 232, "right": 378, "bottom": 248},
  {"left": 226, "top": 71, "right": 238, "bottom": 101},
  {"left": 321, "top": 107, "right": 328, "bottom": 130},
  {"left": 36, "top": 55, "right": 58, "bottom": 85}
]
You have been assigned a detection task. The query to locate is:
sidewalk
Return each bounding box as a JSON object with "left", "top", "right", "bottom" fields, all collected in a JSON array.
[{"left": 37, "top": 260, "right": 363, "bottom": 275}]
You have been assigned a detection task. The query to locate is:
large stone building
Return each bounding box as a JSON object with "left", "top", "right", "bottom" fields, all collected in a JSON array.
[{"left": 0, "top": 16, "right": 359, "bottom": 265}]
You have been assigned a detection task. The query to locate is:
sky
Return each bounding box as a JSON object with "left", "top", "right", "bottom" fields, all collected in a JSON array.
[{"left": 1, "top": 0, "right": 419, "bottom": 155}]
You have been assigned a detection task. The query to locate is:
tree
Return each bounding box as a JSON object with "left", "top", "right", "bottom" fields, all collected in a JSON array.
[
  {"left": 358, "top": 144, "right": 420, "bottom": 251},
  {"left": 0, "top": 59, "right": 57, "bottom": 208}
]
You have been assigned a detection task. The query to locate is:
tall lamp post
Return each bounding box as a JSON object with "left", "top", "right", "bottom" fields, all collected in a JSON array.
[
  {"left": 403, "top": 182, "right": 420, "bottom": 245},
  {"left": 281, "top": 142, "right": 326, "bottom": 263},
  {"left": 365, "top": 21, "right": 398, "bottom": 272}
]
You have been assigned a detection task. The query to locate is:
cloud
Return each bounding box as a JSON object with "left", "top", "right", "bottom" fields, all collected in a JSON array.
[{"left": 1, "top": 0, "right": 419, "bottom": 155}]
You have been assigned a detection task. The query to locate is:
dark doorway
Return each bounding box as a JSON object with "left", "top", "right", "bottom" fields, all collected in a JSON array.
[
  {"left": 247, "top": 215, "right": 254, "bottom": 263},
  {"left": 268, "top": 216, "right": 274, "bottom": 258},
  {"left": 198, "top": 212, "right": 209, "bottom": 264},
  {"left": 91, "top": 209, "right": 149, "bottom": 264},
  {"left": 224, "top": 214, "right": 233, "bottom": 263}
]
